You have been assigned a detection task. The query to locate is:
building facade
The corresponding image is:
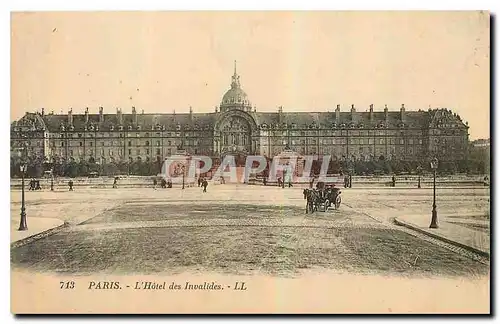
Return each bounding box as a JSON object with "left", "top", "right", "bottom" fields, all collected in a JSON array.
[{"left": 11, "top": 64, "right": 470, "bottom": 171}]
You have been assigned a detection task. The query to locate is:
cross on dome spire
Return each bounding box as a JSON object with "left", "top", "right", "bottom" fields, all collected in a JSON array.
[{"left": 231, "top": 60, "right": 240, "bottom": 89}]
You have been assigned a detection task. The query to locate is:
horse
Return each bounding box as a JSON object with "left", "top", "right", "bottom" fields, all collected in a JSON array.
[{"left": 303, "top": 189, "right": 320, "bottom": 214}]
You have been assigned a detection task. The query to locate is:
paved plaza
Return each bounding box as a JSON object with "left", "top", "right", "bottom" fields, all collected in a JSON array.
[{"left": 10, "top": 184, "right": 490, "bottom": 278}]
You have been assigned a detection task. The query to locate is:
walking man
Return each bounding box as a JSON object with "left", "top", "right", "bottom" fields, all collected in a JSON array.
[
  {"left": 153, "top": 178, "right": 157, "bottom": 190},
  {"left": 202, "top": 178, "right": 208, "bottom": 193},
  {"left": 68, "top": 180, "right": 74, "bottom": 191},
  {"left": 113, "top": 177, "right": 118, "bottom": 189}
]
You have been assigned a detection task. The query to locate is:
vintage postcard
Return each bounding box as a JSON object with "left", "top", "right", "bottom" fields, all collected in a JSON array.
[{"left": 10, "top": 11, "right": 490, "bottom": 314}]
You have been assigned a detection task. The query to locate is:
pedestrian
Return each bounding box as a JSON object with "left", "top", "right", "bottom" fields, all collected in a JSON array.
[
  {"left": 167, "top": 179, "right": 172, "bottom": 188},
  {"left": 277, "top": 177, "right": 282, "bottom": 188},
  {"left": 68, "top": 180, "right": 74, "bottom": 191},
  {"left": 392, "top": 175, "right": 396, "bottom": 187},
  {"left": 220, "top": 176, "right": 225, "bottom": 184},
  {"left": 29, "top": 179, "right": 34, "bottom": 191},
  {"left": 113, "top": 177, "right": 118, "bottom": 189},
  {"left": 263, "top": 176, "right": 267, "bottom": 186},
  {"left": 198, "top": 177, "right": 201, "bottom": 187},
  {"left": 202, "top": 178, "right": 208, "bottom": 193},
  {"left": 153, "top": 178, "right": 157, "bottom": 190},
  {"left": 35, "top": 180, "right": 41, "bottom": 190}
]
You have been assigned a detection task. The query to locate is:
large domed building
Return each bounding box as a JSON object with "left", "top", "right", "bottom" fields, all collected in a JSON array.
[{"left": 11, "top": 62, "right": 469, "bottom": 173}]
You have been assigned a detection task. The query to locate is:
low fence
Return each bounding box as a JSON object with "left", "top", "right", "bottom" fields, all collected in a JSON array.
[{"left": 10, "top": 175, "right": 488, "bottom": 190}]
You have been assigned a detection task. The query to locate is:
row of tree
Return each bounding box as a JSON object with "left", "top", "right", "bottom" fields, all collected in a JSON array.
[{"left": 10, "top": 157, "right": 488, "bottom": 179}]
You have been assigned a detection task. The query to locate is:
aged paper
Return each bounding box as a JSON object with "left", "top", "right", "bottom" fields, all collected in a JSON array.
[{"left": 10, "top": 11, "right": 490, "bottom": 314}]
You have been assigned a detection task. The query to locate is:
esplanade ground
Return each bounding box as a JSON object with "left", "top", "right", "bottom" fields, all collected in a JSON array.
[{"left": 10, "top": 179, "right": 489, "bottom": 277}]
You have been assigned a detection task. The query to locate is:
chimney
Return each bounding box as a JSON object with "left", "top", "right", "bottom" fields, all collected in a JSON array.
[
  {"left": 85, "top": 107, "right": 89, "bottom": 123},
  {"left": 384, "top": 104, "right": 389, "bottom": 122},
  {"left": 189, "top": 106, "right": 193, "bottom": 122},
  {"left": 117, "top": 108, "right": 123, "bottom": 124},
  {"left": 132, "top": 106, "right": 137, "bottom": 124},
  {"left": 215, "top": 106, "right": 218, "bottom": 113},
  {"left": 41, "top": 108, "right": 45, "bottom": 116},
  {"left": 335, "top": 104, "right": 340, "bottom": 122},
  {"left": 68, "top": 108, "right": 73, "bottom": 126},
  {"left": 369, "top": 104, "right": 374, "bottom": 122},
  {"left": 278, "top": 106, "right": 283, "bottom": 123},
  {"left": 99, "top": 107, "right": 104, "bottom": 123},
  {"left": 400, "top": 103, "right": 406, "bottom": 123},
  {"left": 350, "top": 104, "right": 356, "bottom": 122}
]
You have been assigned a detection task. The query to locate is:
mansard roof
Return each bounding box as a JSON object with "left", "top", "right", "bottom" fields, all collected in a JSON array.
[{"left": 12, "top": 107, "right": 468, "bottom": 132}]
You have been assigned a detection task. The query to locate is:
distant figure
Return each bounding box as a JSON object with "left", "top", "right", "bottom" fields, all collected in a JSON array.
[
  {"left": 309, "top": 177, "right": 315, "bottom": 189},
  {"left": 220, "top": 176, "right": 225, "bottom": 184},
  {"left": 68, "top": 180, "right": 74, "bottom": 191},
  {"left": 153, "top": 178, "right": 157, "bottom": 190},
  {"left": 161, "top": 178, "right": 167, "bottom": 189},
  {"left": 198, "top": 177, "right": 201, "bottom": 187},
  {"left": 167, "top": 179, "right": 172, "bottom": 188},
  {"left": 29, "top": 179, "right": 34, "bottom": 191},
  {"left": 343, "top": 175, "right": 348, "bottom": 188},
  {"left": 35, "top": 180, "right": 41, "bottom": 190},
  {"left": 277, "top": 177, "right": 283, "bottom": 188},
  {"left": 349, "top": 175, "right": 352, "bottom": 188},
  {"left": 113, "top": 177, "right": 118, "bottom": 189},
  {"left": 263, "top": 176, "right": 267, "bottom": 186},
  {"left": 202, "top": 178, "right": 208, "bottom": 193},
  {"left": 392, "top": 175, "right": 396, "bottom": 187}
]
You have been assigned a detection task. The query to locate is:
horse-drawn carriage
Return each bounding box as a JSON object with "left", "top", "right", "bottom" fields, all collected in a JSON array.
[{"left": 303, "top": 183, "right": 342, "bottom": 214}]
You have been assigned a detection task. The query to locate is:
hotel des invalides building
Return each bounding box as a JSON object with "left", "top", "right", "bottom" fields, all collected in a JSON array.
[{"left": 11, "top": 63, "right": 470, "bottom": 177}]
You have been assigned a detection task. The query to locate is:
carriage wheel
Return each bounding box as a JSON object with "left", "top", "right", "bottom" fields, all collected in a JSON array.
[{"left": 324, "top": 199, "right": 330, "bottom": 212}]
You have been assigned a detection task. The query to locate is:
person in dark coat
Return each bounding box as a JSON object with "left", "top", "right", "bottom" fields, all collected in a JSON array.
[
  {"left": 35, "top": 180, "right": 41, "bottom": 190},
  {"left": 113, "top": 177, "right": 118, "bottom": 188},
  {"left": 153, "top": 178, "right": 157, "bottom": 190},
  {"left": 392, "top": 175, "right": 396, "bottom": 187},
  {"left": 198, "top": 177, "right": 201, "bottom": 187},
  {"left": 167, "top": 179, "right": 172, "bottom": 188},
  {"left": 263, "top": 176, "right": 267, "bottom": 186},
  {"left": 161, "top": 178, "right": 167, "bottom": 188},
  {"left": 29, "top": 179, "right": 34, "bottom": 191},
  {"left": 202, "top": 178, "right": 208, "bottom": 193},
  {"left": 68, "top": 180, "right": 74, "bottom": 191}
]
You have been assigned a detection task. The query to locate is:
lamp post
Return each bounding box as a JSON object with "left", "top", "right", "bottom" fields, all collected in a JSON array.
[
  {"left": 416, "top": 165, "right": 422, "bottom": 189},
  {"left": 18, "top": 163, "right": 28, "bottom": 231},
  {"left": 429, "top": 157, "right": 439, "bottom": 229},
  {"left": 50, "top": 167, "right": 54, "bottom": 191},
  {"left": 181, "top": 164, "right": 185, "bottom": 190}
]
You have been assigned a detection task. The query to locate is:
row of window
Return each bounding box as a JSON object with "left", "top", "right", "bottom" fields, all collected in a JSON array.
[{"left": 264, "top": 138, "right": 426, "bottom": 146}]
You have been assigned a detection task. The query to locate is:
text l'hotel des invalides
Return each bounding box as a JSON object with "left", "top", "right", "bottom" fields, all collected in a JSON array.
[{"left": 10, "top": 62, "right": 470, "bottom": 170}]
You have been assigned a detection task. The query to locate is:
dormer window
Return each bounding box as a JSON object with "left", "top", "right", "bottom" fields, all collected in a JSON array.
[
  {"left": 95, "top": 126, "right": 99, "bottom": 131},
  {"left": 128, "top": 125, "right": 132, "bottom": 131},
  {"left": 176, "top": 124, "right": 181, "bottom": 130},
  {"left": 359, "top": 124, "right": 364, "bottom": 128},
  {"left": 69, "top": 126, "right": 74, "bottom": 131},
  {"left": 162, "top": 125, "right": 166, "bottom": 131},
  {"left": 119, "top": 125, "right": 123, "bottom": 131},
  {"left": 137, "top": 125, "right": 142, "bottom": 131},
  {"left": 110, "top": 125, "right": 114, "bottom": 131},
  {"left": 61, "top": 125, "right": 65, "bottom": 131},
  {"left": 89, "top": 125, "right": 94, "bottom": 131}
]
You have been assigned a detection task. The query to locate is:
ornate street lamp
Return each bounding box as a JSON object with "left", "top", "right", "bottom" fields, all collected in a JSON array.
[
  {"left": 416, "top": 165, "right": 423, "bottom": 189},
  {"left": 50, "top": 167, "right": 54, "bottom": 191},
  {"left": 181, "top": 164, "right": 185, "bottom": 190},
  {"left": 429, "top": 157, "right": 439, "bottom": 229},
  {"left": 18, "top": 163, "right": 28, "bottom": 231}
]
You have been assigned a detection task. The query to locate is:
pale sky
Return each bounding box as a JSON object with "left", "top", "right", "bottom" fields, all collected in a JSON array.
[{"left": 11, "top": 11, "right": 489, "bottom": 139}]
